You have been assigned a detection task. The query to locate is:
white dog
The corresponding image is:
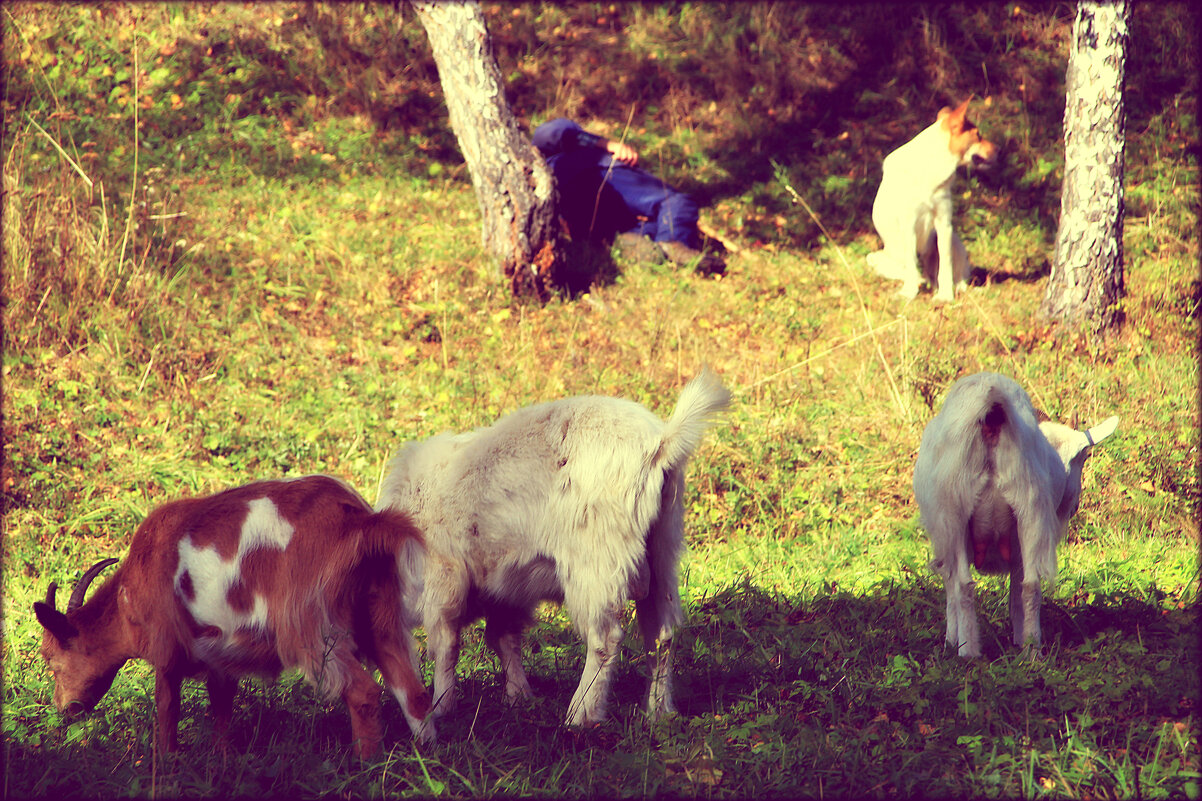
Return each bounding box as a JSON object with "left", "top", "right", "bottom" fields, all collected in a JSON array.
[
  {"left": 914, "top": 372, "right": 1118, "bottom": 656},
  {"left": 867, "top": 98, "right": 998, "bottom": 302}
]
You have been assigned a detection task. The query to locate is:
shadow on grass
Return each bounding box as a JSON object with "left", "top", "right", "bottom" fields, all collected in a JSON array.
[
  {"left": 550, "top": 232, "right": 728, "bottom": 298},
  {"left": 419, "top": 580, "right": 1197, "bottom": 735},
  {"left": 390, "top": 580, "right": 1198, "bottom": 795},
  {"left": 673, "top": 580, "right": 1195, "bottom": 709},
  {"left": 7, "top": 581, "right": 1195, "bottom": 798}
]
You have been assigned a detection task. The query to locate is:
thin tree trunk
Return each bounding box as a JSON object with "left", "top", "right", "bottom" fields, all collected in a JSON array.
[
  {"left": 411, "top": 0, "right": 563, "bottom": 301},
  {"left": 1040, "top": 0, "right": 1129, "bottom": 332}
]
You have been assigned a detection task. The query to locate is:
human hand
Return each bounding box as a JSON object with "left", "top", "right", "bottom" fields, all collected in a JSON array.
[{"left": 605, "top": 139, "right": 638, "bottom": 166}]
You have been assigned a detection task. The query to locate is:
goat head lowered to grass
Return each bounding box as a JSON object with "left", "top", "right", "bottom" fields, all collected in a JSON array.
[
  {"left": 33, "top": 475, "right": 434, "bottom": 759},
  {"left": 913, "top": 372, "right": 1118, "bottom": 657}
]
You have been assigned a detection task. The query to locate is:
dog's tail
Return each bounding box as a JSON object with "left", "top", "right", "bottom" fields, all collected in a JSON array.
[{"left": 655, "top": 368, "right": 732, "bottom": 471}]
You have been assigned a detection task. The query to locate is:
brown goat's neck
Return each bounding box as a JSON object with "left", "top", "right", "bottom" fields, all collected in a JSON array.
[{"left": 71, "top": 571, "right": 140, "bottom": 663}]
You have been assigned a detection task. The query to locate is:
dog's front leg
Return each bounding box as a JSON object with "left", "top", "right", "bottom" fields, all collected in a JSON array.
[
  {"left": 933, "top": 197, "right": 958, "bottom": 303},
  {"left": 889, "top": 233, "right": 921, "bottom": 300},
  {"left": 950, "top": 233, "right": 971, "bottom": 295}
]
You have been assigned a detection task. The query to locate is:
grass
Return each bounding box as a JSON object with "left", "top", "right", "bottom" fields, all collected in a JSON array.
[{"left": 3, "top": 2, "right": 1199, "bottom": 798}]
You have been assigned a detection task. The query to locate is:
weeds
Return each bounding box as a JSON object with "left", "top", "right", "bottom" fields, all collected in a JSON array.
[{"left": 3, "top": 2, "right": 1199, "bottom": 799}]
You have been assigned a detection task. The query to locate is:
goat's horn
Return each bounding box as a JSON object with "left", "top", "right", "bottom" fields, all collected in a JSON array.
[
  {"left": 45, "top": 582, "right": 60, "bottom": 609},
  {"left": 67, "top": 558, "right": 119, "bottom": 612}
]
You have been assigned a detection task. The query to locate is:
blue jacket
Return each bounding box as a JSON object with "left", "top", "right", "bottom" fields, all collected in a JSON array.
[{"left": 532, "top": 118, "right": 701, "bottom": 248}]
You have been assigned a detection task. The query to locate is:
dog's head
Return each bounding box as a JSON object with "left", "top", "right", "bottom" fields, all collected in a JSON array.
[{"left": 938, "top": 98, "right": 998, "bottom": 169}]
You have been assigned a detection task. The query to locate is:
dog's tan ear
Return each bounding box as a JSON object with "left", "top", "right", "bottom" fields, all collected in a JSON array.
[
  {"left": 944, "top": 97, "right": 973, "bottom": 131},
  {"left": 938, "top": 97, "right": 973, "bottom": 126}
]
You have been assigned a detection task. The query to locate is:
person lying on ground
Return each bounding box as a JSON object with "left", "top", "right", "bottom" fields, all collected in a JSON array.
[{"left": 532, "top": 117, "right": 724, "bottom": 274}]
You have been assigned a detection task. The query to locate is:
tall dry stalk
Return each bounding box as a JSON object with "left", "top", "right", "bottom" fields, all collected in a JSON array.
[
  {"left": 771, "top": 160, "right": 914, "bottom": 429},
  {"left": 115, "top": 12, "right": 140, "bottom": 287}
]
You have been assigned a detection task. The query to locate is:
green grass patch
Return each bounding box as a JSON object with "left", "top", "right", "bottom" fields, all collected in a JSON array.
[{"left": 3, "top": 3, "right": 1198, "bottom": 798}]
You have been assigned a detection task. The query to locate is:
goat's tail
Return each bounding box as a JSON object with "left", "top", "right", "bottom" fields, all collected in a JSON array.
[
  {"left": 361, "top": 507, "right": 426, "bottom": 598},
  {"left": 655, "top": 367, "right": 732, "bottom": 470},
  {"left": 918, "top": 372, "right": 1041, "bottom": 510},
  {"left": 310, "top": 506, "right": 423, "bottom": 598},
  {"left": 957, "top": 379, "right": 1026, "bottom": 476},
  {"left": 358, "top": 507, "right": 424, "bottom": 558},
  {"left": 935, "top": 373, "right": 1034, "bottom": 449}
]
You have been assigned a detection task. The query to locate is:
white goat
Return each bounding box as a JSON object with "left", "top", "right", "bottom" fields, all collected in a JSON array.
[
  {"left": 376, "top": 369, "right": 730, "bottom": 726},
  {"left": 913, "top": 372, "right": 1118, "bottom": 657}
]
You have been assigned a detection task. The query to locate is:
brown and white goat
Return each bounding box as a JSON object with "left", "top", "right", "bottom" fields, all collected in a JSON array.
[{"left": 34, "top": 475, "right": 434, "bottom": 758}]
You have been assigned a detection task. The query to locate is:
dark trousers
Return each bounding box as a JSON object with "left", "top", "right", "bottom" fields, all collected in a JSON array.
[{"left": 549, "top": 152, "right": 702, "bottom": 250}]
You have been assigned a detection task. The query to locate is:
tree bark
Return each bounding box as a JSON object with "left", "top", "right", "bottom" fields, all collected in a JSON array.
[
  {"left": 411, "top": 0, "right": 564, "bottom": 301},
  {"left": 1039, "top": 0, "right": 1130, "bottom": 332}
]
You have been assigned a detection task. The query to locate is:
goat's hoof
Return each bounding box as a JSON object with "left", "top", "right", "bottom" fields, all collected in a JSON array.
[
  {"left": 1019, "top": 644, "right": 1043, "bottom": 661},
  {"left": 430, "top": 696, "right": 458, "bottom": 720},
  {"left": 567, "top": 719, "right": 604, "bottom": 731},
  {"left": 212, "top": 736, "right": 233, "bottom": 759},
  {"left": 647, "top": 706, "right": 679, "bottom": 723},
  {"left": 504, "top": 690, "right": 534, "bottom": 706},
  {"left": 504, "top": 677, "right": 534, "bottom": 702},
  {"left": 410, "top": 716, "right": 438, "bottom": 744},
  {"left": 565, "top": 708, "right": 606, "bottom": 728}
]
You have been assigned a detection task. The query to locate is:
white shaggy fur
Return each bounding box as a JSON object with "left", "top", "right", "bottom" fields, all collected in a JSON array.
[
  {"left": 913, "top": 372, "right": 1118, "bottom": 656},
  {"left": 376, "top": 369, "right": 731, "bottom": 725}
]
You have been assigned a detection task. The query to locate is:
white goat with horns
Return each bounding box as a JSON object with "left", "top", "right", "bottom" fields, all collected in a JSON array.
[
  {"left": 376, "top": 368, "right": 731, "bottom": 726},
  {"left": 914, "top": 372, "right": 1118, "bottom": 657}
]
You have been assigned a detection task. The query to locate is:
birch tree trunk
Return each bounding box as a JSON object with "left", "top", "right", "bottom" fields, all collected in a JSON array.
[
  {"left": 411, "top": 0, "right": 563, "bottom": 301},
  {"left": 1039, "top": 0, "right": 1130, "bottom": 332}
]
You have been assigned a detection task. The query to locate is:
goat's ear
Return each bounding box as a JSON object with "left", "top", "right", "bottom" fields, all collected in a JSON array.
[
  {"left": 33, "top": 602, "right": 79, "bottom": 645},
  {"left": 1084, "top": 416, "right": 1119, "bottom": 448},
  {"left": 1040, "top": 421, "right": 1093, "bottom": 466}
]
